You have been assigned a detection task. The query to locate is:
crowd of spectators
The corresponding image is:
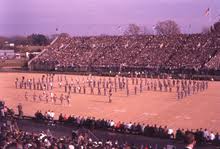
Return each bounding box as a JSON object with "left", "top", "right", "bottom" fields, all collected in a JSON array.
[
  {"left": 1, "top": 103, "right": 220, "bottom": 148},
  {"left": 29, "top": 34, "right": 220, "bottom": 71},
  {"left": 0, "top": 118, "right": 144, "bottom": 149},
  {"left": 34, "top": 110, "right": 220, "bottom": 147},
  {"left": 0, "top": 106, "right": 170, "bottom": 149}
]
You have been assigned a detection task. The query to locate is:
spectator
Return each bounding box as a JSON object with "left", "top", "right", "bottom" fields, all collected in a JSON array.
[{"left": 184, "top": 133, "right": 196, "bottom": 149}]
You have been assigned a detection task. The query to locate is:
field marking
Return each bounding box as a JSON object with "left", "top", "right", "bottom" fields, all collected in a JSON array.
[
  {"left": 211, "top": 120, "right": 218, "bottom": 123},
  {"left": 88, "top": 106, "right": 99, "bottom": 110},
  {"left": 184, "top": 116, "right": 191, "bottom": 120},
  {"left": 100, "top": 109, "right": 127, "bottom": 119},
  {"left": 130, "top": 112, "right": 159, "bottom": 122},
  {"left": 143, "top": 112, "right": 158, "bottom": 116},
  {"left": 113, "top": 109, "right": 126, "bottom": 113},
  {"left": 175, "top": 115, "right": 181, "bottom": 119}
]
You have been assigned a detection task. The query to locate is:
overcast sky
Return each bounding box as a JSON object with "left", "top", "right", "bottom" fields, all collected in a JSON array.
[{"left": 0, "top": 0, "right": 220, "bottom": 36}]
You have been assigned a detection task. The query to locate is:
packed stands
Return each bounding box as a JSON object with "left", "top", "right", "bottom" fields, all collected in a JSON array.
[{"left": 29, "top": 34, "right": 220, "bottom": 74}]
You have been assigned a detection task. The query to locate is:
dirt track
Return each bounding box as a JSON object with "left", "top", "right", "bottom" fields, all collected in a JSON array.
[{"left": 0, "top": 72, "right": 220, "bottom": 133}]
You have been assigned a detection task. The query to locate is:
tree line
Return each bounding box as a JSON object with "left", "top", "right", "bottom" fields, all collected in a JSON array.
[
  {"left": 124, "top": 20, "right": 220, "bottom": 36},
  {"left": 1, "top": 20, "right": 219, "bottom": 48}
]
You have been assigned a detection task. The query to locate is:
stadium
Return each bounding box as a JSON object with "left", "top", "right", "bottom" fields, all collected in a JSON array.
[{"left": 1, "top": 0, "right": 220, "bottom": 149}]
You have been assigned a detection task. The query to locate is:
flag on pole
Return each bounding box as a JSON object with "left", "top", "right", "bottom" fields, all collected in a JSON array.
[{"left": 204, "top": 8, "right": 210, "bottom": 16}]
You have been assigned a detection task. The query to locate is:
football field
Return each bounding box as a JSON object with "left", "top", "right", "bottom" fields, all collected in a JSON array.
[{"left": 0, "top": 72, "right": 220, "bottom": 133}]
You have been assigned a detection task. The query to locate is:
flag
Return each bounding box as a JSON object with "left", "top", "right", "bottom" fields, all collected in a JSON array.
[{"left": 204, "top": 8, "right": 210, "bottom": 16}]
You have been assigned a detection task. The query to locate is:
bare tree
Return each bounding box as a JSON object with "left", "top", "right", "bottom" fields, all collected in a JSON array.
[
  {"left": 155, "top": 20, "right": 181, "bottom": 35},
  {"left": 124, "top": 24, "right": 141, "bottom": 36}
]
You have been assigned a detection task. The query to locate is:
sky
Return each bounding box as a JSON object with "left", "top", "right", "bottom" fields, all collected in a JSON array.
[{"left": 0, "top": 0, "right": 220, "bottom": 36}]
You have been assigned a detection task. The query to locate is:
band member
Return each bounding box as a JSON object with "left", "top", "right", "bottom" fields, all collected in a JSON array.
[
  {"left": 39, "top": 94, "right": 43, "bottom": 101},
  {"left": 50, "top": 92, "right": 54, "bottom": 102},
  {"left": 19, "top": 78, "right": 23, "bottom": 89},
  {"left": 180, "top": 90, "right": 184, "bottom": 99},
  {"left": 140, "top": 82, "right": 143, "bottom": 93},
  {"left": 109, "top": 89, "right": 112, "bottom": 103},
  {"left": 196, "top": 82, "right": 200, "bottom": 92},
  {"left": 33, "top": 92, "right": 37, "bottom": 102},
  {"left": 33, "top": 81, "right": 36, "bottom": 90},
  {"left": 150, "top": 81, "right": 153, "bottom": 90},
  {"left": 169, "top": 85, "right": 172, "bottom": 92},
  {"left": 184, "top": 88, "right": 187, "bottom": 97},
  {"left": 153, "top": 81, "right": 157, "bottom": 91},
  {"left": 90, "top": 87, "right": 94, "bottom": 95},
  {"left": 172, "top": 79, "right": 175, "bottom": 87},
  {"left": 59, "top": 82, "right": 62, "bottom": 88},
  {"left": 126, "top": 87, "right": 129, "bottom": 96},
  {"left": 66, "top": 94, "right": 70, "bottom": 105},
  {"left": 15, "top": 78, "right": 18, "bottom": 88},
  {"left": 132, "top": 75, "right": 135, "bottom": 85},
  {"left": 147, "top": 82, "right": 150, "bottom": 91},
  {"left": 164, "top": 83, "right": 168, "bottom": 92},
  {"left": 57, "top": 75, "right": 60, "bottom": 82},
  {"left": 188, "top": 85, "right": 191, "bottom": 95},
  {"left": 159, "top": 81, "right": 162, "bottom": 92},
  {"left": 93, "top": 80, "right": 96, "bottom": 88},
  {"left": 25, "top": 91, "right": 28, "bottom": 101},
  {"left": 44, "top": 83, "right": 47, "bottom": 90},
  {"left": 24, "top": 81, "right": 27, "bottom": 89},
  {"left": 36, "top": 82, "right": 39, "bottom": 90},
  {"left": 205, "top": 81, "right": 208, "bottom": 89},
  {"left": 40, "top": 82, "right": 43, "bottom": 90},
  {"left": 73, "top": 85, "right": 76, "bottom": 93},
  {"left": 69, "top": 84, "right": 72, "bottom": 93},
  {"left": 29, "top": 80, "right": 32, "bottom": 90},
  {"left": 192, "top": 83, "right": 196, "bottom": 94},
  {"left": 134, "top": 86, "right": 137, "bottom": 95},
  {"left": 135, "top": 76, "right": 138, "bottom": 85},
  {"left": 177, "top": 91, "right": 180, "bottom": 100},
  {"left": 78, "top": 86, "right": 81, "bottom": 94},
  {"left": 60, "top": 94, "right": 64, "bottom": 104},
  {"left": 145, "top": 76, "right": 147, "bottom": 86},
  {"left": 50, "top": 82, "right": 53, "bottom": 90},
  {"left": 114, "top": 77, "right": 117, "bottom": 91},
  {"left": 53, "top": 93, "right": 57, "bottom": 104},
  {"left": 98, "top": 86, "right": 101, "bottom": 95},
  {"left": 83, "top": 85, "right": 86, "bottom": 94},
  {"left": 45, "top": 93, "right": 49, "bottom": 103}
]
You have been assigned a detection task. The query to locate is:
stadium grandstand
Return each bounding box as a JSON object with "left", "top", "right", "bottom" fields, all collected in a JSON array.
[{"left": 28, "top": 34, "right": 220, "bottom": 76}]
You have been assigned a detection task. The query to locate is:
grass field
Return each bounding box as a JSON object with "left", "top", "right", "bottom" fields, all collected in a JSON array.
[{"left": 0, "top": 72, "right": 220, "bottom": 133}]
